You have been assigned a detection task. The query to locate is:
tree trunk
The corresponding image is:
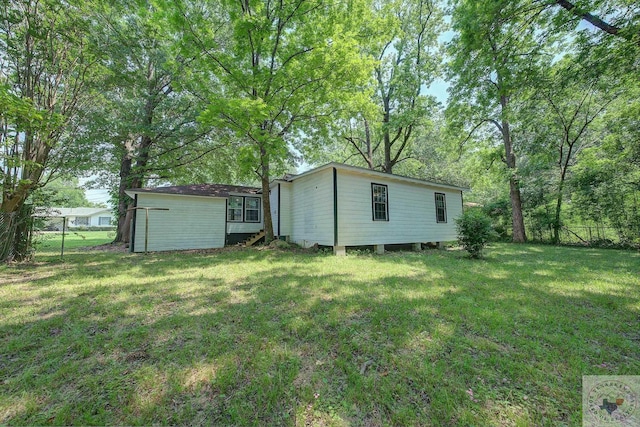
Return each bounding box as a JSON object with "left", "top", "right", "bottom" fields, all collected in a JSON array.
[
  {"left": 113, "top": 141, "right": 150, "bottom": 244},
  {"left": 113, "top": 65, "right": 157, "bottom": 243},
  {"left": 502, "top": 129, "right": 527, "bottom": 242},
  {"left": 382, "top": 96, "right": 392, "bottom": 173},
  {"left": 499, "top": 92, "right": 527, "bottom": 243},
  {"left": 114, "top": 139, "right": 134, "bottom": 243},
  {"left": 261, "top": 173, "right": 273, "bottom": 243},
  {"left": 364, "top": 119, "right": 374, "bottom": 169},
  {"left": 0, "top": 203, "right": 34, "bottom": 262},
  {"left": 259, "top": 147, "right": 274, "bottom": 243},
  {"left": 509, "top": 174, "right": 527, "bottom": 243},
  {"left": 553, "top": 181, "right": 563, "bottom": 244}
]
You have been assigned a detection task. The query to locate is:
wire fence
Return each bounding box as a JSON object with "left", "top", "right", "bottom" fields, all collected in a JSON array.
[{"left": 527, "top": 224, "right": 636, "bottom": 247}]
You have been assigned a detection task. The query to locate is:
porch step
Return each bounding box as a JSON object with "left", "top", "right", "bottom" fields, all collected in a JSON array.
[{"left": 244, "top": 230, "right": 265, "bottom": 247}]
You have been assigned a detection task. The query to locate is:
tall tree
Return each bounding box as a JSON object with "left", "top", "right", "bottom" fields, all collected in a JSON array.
[
  {"left": 345, "top": 0, "right": 443, "bottom": 173},
  {"left": 0, "top": 0, "right": 98, "bottom": 261},
  {"left": 569, "top": 83, "right": 640, "bottom": 242},
  {"left": 89, "top": 2, "right": 233, "bottom": 244},
  {"left": 312, "top": 0, "right": 443, "bottom": 174},
  {"left": 447, "top": 0, "right": 552, "bottom": 243},
  {"left": 172, "top": 0, "right": 373, "bottom": 242},
  {"left": 519, "top": 57, "right": 618, "bottom": 243},
  {"left": 34, "top": 176, "right": 96, "bottom": 208}
]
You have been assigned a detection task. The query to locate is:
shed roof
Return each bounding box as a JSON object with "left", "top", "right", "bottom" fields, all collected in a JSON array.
[{"left": 127, "top": 183, "right": 261, "bottom": 198}]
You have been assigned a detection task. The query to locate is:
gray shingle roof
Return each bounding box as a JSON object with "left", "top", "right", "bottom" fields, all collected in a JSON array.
[{"left": 128, "top": 184, "right": 261, "bottom": 198}]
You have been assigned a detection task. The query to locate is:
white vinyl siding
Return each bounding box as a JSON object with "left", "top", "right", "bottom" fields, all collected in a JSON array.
[
  {"left": 336, "top": 170, "right": 462, "bottom": 246},
  {"left": 270, "top": 185, "right": 279, "bottom": 237},
  {"left": 270, "top": 182, "right": 292, "bottom": 238},
  {"left": 290, "top": 168, "right": 333, "bottom": 247},
  {"left": 133, "top": 194, "right": 226, "bottom": 252}
]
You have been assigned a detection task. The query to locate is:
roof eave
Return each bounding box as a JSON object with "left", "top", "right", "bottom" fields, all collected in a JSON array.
[{"left": 291, "top": 162, "right": 469, "bottom": 191}]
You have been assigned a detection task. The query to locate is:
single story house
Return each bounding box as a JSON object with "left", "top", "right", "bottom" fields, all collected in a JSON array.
[
  {"left": 126, "top": 162, "right": 466, "bottom": 254},
  {"left": 40, "top": 207, "right": 114, "bottom": 230}
]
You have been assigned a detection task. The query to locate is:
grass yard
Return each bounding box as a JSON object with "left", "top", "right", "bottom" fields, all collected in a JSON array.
[
  {"left": 1, "top": 237, "right": 639, "bottom": 426},
  {"left": 35, "top": 230, "right": 115, "bottom": 253}
]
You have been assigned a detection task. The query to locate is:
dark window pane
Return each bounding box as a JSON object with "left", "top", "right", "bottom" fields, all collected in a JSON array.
[{"left": 245, "top": 210, "right": 259, "bottom": 222}]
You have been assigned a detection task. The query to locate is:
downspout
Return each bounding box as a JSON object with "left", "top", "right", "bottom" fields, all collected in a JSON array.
[
  {"left": 333, "top": 168, "right": 338, "bottom": 246},
  {"left": 130, "top": 194, "right": 138, "bottom": 252},
  {"left": 224, "top": 197, "right": 228, "bottom": 246},
  {"left": 277, "top": 183, "right": 281, "bottom": 238}
]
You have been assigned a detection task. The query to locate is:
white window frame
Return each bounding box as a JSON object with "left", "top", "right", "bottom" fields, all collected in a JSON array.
[
  {"left": 244, "top": 197, "right": 261, "bottom": 223},
  {"left": 435, "top": 192, "right": 447, "bottom": 223},
  {"left": 371, "top": 183, "right": 389, "bottom": 221},
  {"left": 227, "top": 196, "right": 244, "bottom": 222}
]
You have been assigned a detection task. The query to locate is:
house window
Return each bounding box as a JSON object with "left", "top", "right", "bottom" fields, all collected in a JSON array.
[
  {"left": 435, "top": 192, "right": 447, "bottom": 223},
  {"left": 245, "top": 197, "right": 260, "bottom": 222},
  {"left": 371, "top": 183, "right": 388, "bottom": 221},
  {"left": 74, "top": 217, "right": 89, "bottom": 226},
  {"left": 98, "top": 216, "right": 111, "bottom": 226},
  {"left": 228, "top": 196, "right": 243, "bottom": 221}
]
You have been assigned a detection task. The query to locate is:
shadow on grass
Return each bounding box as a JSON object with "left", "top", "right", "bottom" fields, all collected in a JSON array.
[{"left": 1, "top": 245, "right": 639, "bottom": 425}]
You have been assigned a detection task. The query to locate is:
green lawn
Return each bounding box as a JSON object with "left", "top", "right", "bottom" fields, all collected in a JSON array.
[
  {"left": 36, "top": 230, "right": 115, "bottom": 253},
  {"left": 1, "top": 237, "right": 639, "bottom": 426}
]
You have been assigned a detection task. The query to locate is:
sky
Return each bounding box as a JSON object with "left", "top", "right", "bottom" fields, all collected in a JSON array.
[{"left": 79, "top": 177, "right": 111, "bottom": 206}]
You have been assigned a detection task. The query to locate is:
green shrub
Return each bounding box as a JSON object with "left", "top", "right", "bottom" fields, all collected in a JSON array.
[{"left": 455, "top": 209, "right": 494, "bottom": 258}]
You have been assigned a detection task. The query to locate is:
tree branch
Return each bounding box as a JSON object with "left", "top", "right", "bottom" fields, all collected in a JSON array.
[{"left": 554, "top": 0, "right": 636, "bottom": 43}]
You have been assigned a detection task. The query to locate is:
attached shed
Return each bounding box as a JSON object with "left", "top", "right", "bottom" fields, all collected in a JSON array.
[
  {"left": 270, "top": 163, "right": 466, "bottom": 254},
  {"left": 125, "top": 184, "right": 262, "bottom": 253}
]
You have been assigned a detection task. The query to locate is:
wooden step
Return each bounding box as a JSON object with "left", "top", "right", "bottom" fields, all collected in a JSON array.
[{"left": 244, "top": 230, "right": 265, "bottom": 247}]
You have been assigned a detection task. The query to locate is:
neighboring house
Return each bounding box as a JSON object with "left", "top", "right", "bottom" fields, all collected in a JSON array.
[
  {"left": 126, "top": 162, "right": 466, "bottom": 254},
  {"left": 41, "top": 207, "right": 114, "bottom": 230}
]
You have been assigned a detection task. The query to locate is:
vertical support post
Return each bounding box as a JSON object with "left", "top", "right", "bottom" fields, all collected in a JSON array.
[
  {"left": 61, "top": 216, "right": 66, "bottom": 259},
  {"left": 333, "top": 167, "right": 338, "bottom": 247},
  {"left": 375, "top": 244, "right": 385, "bottom": 255}
]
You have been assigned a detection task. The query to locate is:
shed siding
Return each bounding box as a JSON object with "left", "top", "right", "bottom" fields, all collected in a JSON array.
[
  {"left": 133, "top": 194, "right": 226, "bottom": 252},
  {"left": 269, "top": 183, "right": 292, "bottom": 238},
  {"left": 279, "top": 183, "right": 292, "bottom": 237},
  {"left": 336, "top": 170, "right": 462, "bottom": 246},
  {"left": 290, "top": 168, "right": 333, "bottom": 247}
]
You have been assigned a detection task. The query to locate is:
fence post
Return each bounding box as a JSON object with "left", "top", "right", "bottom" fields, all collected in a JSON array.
[{"left": 61, "top": 216, "right": 66, "bottom": 259}]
